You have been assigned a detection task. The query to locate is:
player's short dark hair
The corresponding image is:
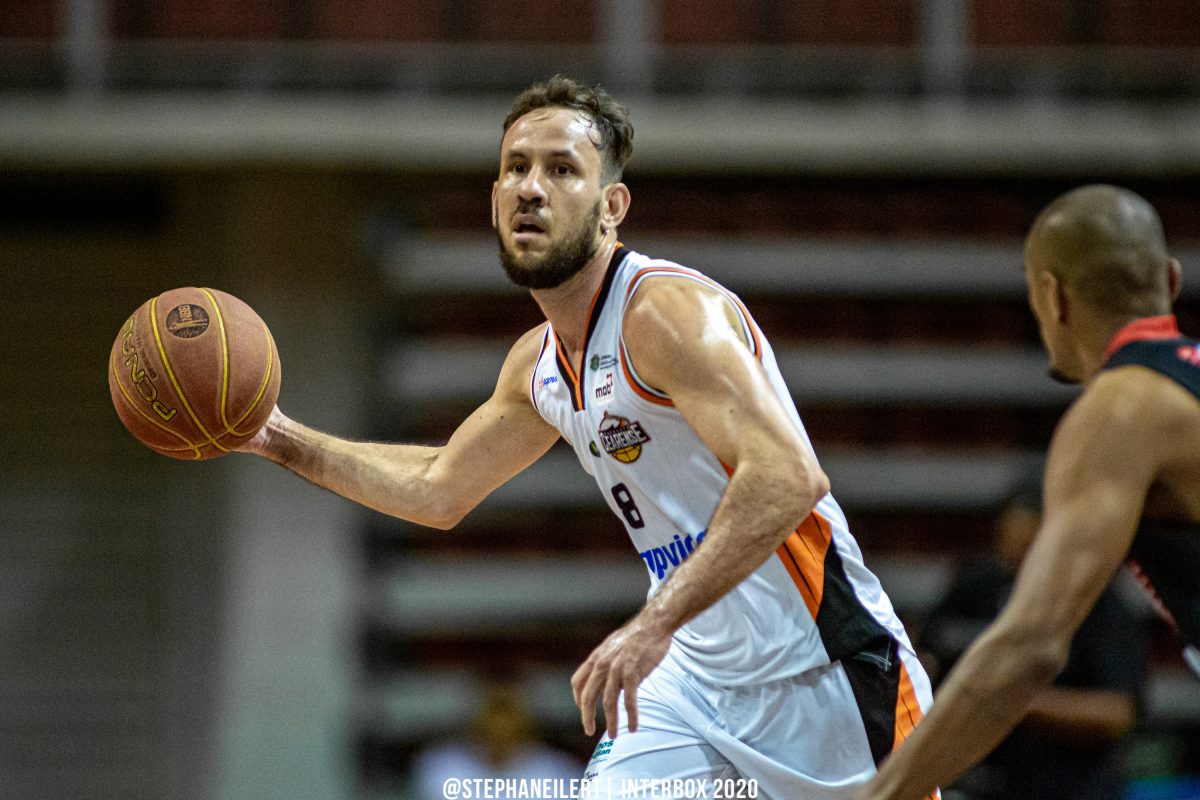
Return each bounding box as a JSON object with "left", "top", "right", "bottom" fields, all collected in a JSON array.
[{"left": 504, "top": 75, "right": 634, "bottom": 183}]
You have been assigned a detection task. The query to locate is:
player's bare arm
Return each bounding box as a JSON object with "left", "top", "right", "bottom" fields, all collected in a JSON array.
[
  {"left": 862, "top": 366, "right": 1184, "bottom": 800},
  {"left": 572, "top": 277, "right": 830, "bottom": 739},
  {"left": 241, "top": 325, "right": 560, "bottom": 529},
  {"left": 1022, "top": 685, "right": 1137, "bottom": 742}
]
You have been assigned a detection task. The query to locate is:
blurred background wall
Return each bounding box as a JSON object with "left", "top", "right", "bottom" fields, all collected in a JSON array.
[{"left": 1, "top": 2, "right": 1199, "bottom": 799}]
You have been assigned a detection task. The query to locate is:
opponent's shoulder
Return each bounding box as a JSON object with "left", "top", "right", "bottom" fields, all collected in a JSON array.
[{"left": 1083, "top": 364, "right": 1197, "bottom": 435}]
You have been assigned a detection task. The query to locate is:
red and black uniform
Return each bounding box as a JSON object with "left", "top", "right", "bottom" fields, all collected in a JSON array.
[{"left": 1102, "top": 315, "right": 1200, "bottom": 664}]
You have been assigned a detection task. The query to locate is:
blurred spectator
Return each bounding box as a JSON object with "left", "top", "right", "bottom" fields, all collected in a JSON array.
[
  {"left": 411, "top": 679, "right": 583, "bottom": 800},
  {"left": 919, "top": 483, "right": 1148, "bottom": 800}
]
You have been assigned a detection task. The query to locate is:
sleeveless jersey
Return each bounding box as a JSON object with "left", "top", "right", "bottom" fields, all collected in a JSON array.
[
  {"left": 530, "top": 246, "right": 913, "bottom": 686},
  {"left": 1102, "top": 316, "right": 1200, "bottom": 657}
]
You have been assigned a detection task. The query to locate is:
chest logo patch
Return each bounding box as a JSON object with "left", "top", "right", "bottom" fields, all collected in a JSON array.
[
  {"left": 598, "top": 411, "right": 651, "bottom": 463},
  {"left": 590, "top": 354, "right": 617, "bottom": 372}
]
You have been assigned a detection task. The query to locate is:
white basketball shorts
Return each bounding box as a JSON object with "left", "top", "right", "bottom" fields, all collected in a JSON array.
[{"left": 582, "top": 642, "right": 936, "bottom": 800}]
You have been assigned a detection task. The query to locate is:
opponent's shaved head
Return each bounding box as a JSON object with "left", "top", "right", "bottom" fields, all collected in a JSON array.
[{"left": 1027, "top": 185, "right": 1173, "bottom": 317}]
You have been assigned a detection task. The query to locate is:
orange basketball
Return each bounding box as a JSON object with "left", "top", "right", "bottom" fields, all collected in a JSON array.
[{"left": 108, "top": 287, "right": 281, "bottom": 460}]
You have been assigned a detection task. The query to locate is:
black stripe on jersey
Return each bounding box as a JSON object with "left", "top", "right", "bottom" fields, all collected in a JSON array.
[
  {"left": 554, "top": 245, "right": 629, "bottom": 413},
  {"left": 809, "top": 518, "right": 905, "bottom": 758},
  {"left": 841, "top": 637, "right": 903, "bottom": 766},
  {"left": 814, "top": 520, "right": 893, "bottom": 663},
  {"left": 584, "top": 245, "right": 628, "bottom": 356}
]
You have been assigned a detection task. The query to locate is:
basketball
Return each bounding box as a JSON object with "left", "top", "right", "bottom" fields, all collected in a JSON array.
[{"left": 108, "top": 287, "right": 281, "bottom": 460}]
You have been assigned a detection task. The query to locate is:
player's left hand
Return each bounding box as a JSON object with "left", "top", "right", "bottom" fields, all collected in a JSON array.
[{"left": 571, "top": 617, "right": 672, "bottom": 739}]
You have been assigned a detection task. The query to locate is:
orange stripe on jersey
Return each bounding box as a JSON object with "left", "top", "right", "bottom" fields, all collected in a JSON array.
[
  {"left": 892, "top": 659, "right": 925, "bottom": 751},
  {"left": 775, "top": 511, "right": 833, "bottom": 619},
  {"left": 552, "top": 332, "right": 584, "bottom": 410},
  {"left": 715, "top": 460, "right": 835, "bottom": 621},
  {"left": 552, "top": 245, "right": 627, "bottom": 413},
  {"left": 623, "top": 266, "right": 763, "bottom": 360}
]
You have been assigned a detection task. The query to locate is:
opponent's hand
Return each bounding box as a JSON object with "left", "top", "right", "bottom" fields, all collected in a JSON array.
[
  {"left": 571, "top": 617, "right": 672, "bottom": 739},
  {"left": 237, "top": 404, "right": 286, "bottom": 456}
]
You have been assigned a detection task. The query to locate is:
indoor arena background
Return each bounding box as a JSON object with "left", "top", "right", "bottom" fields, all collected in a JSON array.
[{"left": 1, "top": 2, "right": 1198, "bottom": 799}]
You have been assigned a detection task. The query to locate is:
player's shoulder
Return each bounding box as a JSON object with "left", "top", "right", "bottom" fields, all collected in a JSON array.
[
  {"left": 619, "top": 249, "right": 714, "bottom": 288},
  {"left": 494, "top": 323, "right": 550, "bottom": 392},
  {"left": 1076, "top": 363, "right": 1195, "bottom": 437},
  {"left": 506, "top": 322, "right": 550, "bottom": 368},
  {"left": 621, "top": 253, "right": 728, "bottom": 328}
]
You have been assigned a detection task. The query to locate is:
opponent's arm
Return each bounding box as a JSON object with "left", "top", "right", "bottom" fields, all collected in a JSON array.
[
  {"left": 1022, "top": 686, "right": 1137, "bottom": 742},
  {"left": 241, "top": 326, "right": 560, "bottom": 529},
  {"left": 573, "top": 279, "right": 829, "bottom": 738},
  {"left": 862, "top": 368, "right": 1171, "bottom": 800}
]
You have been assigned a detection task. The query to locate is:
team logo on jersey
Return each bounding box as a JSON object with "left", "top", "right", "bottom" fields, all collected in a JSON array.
[
  {"left": 598, "top": 411, "right": 650, "bottom": 463},
  {"left": 593, "top": 370, "right": 615, "bottom": 406},
  {"left": 590, "top": 353, "right": 617, "bottom": 372}
]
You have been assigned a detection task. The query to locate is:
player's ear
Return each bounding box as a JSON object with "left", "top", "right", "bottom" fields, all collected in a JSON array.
[
  {"left": 601, "top": 182, "right": 631, "bottom": 232},
  {"left": 1050, "top": 274, "right": 1070, "bottom": 324},
  {"left": 1168, "top": 257, "right": 1182, "bottom": 302},
  {"left": 491, "top": 182, "right": 499, "bottom": 229},
  {"left": 1038, "top": 269, "right": 1069, "bottom": 324}
]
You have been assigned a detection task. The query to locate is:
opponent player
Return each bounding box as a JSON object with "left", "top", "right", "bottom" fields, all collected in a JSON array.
[
  {"left": 858, "top": 184, "right": 1200, "bottom": 800},
  {"left": 242, "top": 76, "right": 933, "bottom": 797}
]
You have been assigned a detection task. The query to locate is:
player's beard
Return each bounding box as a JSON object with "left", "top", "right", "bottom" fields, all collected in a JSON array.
[{"left": 497, "top": 201, "right": 602, "bottom": 290}]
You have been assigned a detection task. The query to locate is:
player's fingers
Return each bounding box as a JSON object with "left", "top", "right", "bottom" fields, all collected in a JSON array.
[
  {"left": 622, "top": 667, "right": 640, "bottom": 734},
  {"left": 570, "top": 658, "right": 593, "bottom": 707},
  {"left": 578, "top": 663, "right": 607, "bottom": 736},
  {"left": 603, "top": 668, "right": 622, "bottom": 740}
]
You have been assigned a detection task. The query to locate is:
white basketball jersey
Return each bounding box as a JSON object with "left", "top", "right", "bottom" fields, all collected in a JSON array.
[{"left": 531, "top": 247, "right": 913, "bottom": 685}]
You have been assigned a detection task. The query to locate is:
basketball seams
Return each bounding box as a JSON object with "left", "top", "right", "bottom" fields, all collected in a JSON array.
[
  {"left": 206, "top": 288, "right": 275, "bottom": 436},
  {"left": 109, "top": 331, "right": 203, "bottom": 459},
  {"left": 199, "top": 287, "right": 233, "bottom": 433},
  {"left": 149, "top": 294, "right": 231, "bottom": 454},
  {"left": 227, "top": 326, "right": 275, "bottom": 433}
]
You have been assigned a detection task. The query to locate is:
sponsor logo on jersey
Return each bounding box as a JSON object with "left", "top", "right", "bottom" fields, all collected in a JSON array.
[
  {"left": 598, "top": 411, "right": 650, "bottom": 463},
  {"left": 1177, "top": 345, "right": 1200, "bottom": 366},
  {"left": 593, "top": 370, "right": 615, "bottom": 406},
  {"left": 539, "top": 375, "right": 559, "bottom": 388},
  {"left": 640, "top": 531, "right": 706, "bottom": 579},
  {"left": 589, "top": 441, "right": 601, "bottom": 458},
  {"left": 590, "top": 353, "right": 617, "bottom": 372}
]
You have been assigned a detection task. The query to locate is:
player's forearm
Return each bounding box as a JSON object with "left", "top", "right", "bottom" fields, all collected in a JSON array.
[
  {"left": 637, "top": 456, "right": 827, "bottom": 636},
  {"left": 869, "top": 618, "right": 1067, "bottom": 799},
  {"left": 256, "top": 413, "right": 457, "bottom": 528},
  {"left": 1024, "top": 687, "right": 1137, "bottom": 741}
]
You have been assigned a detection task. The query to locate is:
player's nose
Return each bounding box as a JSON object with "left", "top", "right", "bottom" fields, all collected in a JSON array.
[{"left": 516, "top": 164, "right": 548, "bottom": 205}]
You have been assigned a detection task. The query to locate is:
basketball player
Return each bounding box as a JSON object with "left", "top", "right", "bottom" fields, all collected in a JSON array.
[
  {"left": 242, "top": 76, "right": 934, "bottom": 797},
  {"left": 857, "top": 184, "right": 1200, "bottom": 800}
]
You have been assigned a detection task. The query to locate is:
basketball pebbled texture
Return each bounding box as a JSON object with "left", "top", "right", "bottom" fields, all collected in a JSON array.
[{"left": 108, "top": 287, "right": 281, "bottom": 460}]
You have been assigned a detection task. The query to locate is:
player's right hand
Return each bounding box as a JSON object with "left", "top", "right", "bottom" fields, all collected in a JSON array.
[{"left": 571, "top": 615, "right": 672, "bottom": 739}]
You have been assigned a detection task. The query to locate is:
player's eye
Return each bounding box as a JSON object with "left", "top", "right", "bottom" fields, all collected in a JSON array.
[{"left": 554, "top": 164, "right": 573, "bottom": 176}]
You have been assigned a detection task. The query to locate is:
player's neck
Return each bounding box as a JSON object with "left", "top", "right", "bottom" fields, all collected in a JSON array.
[
  {"left": 531, "top": 236, "right": 618, "bottom": 358},
  {"left": 1077, "top": 311, "right": 1133, "bottom": 382}
]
